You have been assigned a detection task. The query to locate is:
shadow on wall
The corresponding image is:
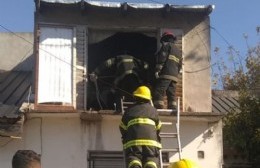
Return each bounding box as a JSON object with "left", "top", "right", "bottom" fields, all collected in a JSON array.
[
  {"left": 178, "top": 14, "right": 210, "bottom": 73},
  {"left": 0, "top": 32, "right": 34, "bottom": 72},
  {"left": 12, "top": 54, "right": 34, "bottom": 72},
  {"left": 0, "top": 52, "right": 34, "bottom": 72},
  {"left": 175, "top": 121, "right": 215, "bottom": 158}
]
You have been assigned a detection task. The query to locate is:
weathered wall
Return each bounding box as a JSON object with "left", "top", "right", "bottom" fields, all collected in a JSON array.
[
  {"left": 183, "top": 18, "right": 212, "bottom": 112},
  {"left": 0, "top": 33, "right": 34, "bottom": 71},
  {"left": 37, "top": 7, "right": 212, "bottom": 112},
  {"left": 0, "top": 114, "right": 223, "bottom": 168}
]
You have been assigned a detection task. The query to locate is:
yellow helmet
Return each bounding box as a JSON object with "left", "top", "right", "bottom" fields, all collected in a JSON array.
[
  {"left": 133, "top": 86, "right": 152, "bottom": 100},
  {"left": 169, "top": 159, "right": 201, "bottom": 168}
]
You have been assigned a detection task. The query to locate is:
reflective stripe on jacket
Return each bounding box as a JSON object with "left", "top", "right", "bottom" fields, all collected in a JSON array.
[
  {"left": 155, "top": 42, "right": 182, "bottom": 82},
  {"left": 94, "top": 55, "right": 148, "bottom": 85},
  {"left": 119, "top": 102, "right": 162, "bottom": 149}
]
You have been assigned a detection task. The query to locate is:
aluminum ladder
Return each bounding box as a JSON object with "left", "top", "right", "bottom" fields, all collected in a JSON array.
[{"left": 158, "top": 97, "right": 182, "bottom": 168}]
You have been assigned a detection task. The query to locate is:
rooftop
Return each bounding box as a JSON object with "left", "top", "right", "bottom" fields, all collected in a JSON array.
[{"left": 37, "top": 0, "right": 214, "bottom": 15}]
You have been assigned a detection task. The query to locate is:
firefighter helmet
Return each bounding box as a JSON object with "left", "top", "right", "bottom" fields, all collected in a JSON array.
[
  {"left": 161, "top": 31, "right": 177, "bottom": 42},
  {"left": 133, "top": 86, "right": 152, "bottom": 100},
  {"left": 169, "top": 159, "right": 201, "bottom": 168}
]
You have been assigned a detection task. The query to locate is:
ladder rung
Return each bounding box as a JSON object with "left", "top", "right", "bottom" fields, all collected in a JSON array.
[
  {"left": 123, "top": 102, "right": 134, "bottom": 104},
  {"left": 161, "top": 122, "right": 173, "bottom": 125},
  {"left": 160, "top": 133, "right": 178, "bottom": 138},
  {"left": 157, "top": 109, "right": 176, "bottom": 112},
  {"left": 163, "top": 163, "right": 170, "bottom": 166},
  {"left": 161, "top": 148, "right": 179, "bottom": 152}
]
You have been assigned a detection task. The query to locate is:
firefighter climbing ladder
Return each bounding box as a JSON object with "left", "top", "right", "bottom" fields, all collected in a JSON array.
[
  {"left": 121, "top": 97, "right": 182, "bottom": 168},
  {"left": 158, "top": 97, "right": 182, "bottom": 168}
]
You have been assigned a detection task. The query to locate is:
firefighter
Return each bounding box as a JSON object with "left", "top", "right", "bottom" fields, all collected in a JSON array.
[
  {"left": 119, "top": 86, "right": 162, "bottom": 168},
  {"left": 91, "top": 54, "right": 148, "bottom": 89},
  {"left": 90, "top": 54, "right": 149, "bottom": 111},
  {"left": 153, "top": 32, "right": 182, "bottom": 110},
  {"left": 12, "top": 150, "right": 41, "bottom": 168}
]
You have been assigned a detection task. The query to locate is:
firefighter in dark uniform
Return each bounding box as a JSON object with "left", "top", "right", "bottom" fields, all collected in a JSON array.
[
  {"left": 153, "top": 32, "right": 182, "bottom": 110},
  {"left": 90, "top": 54, "right": 149, "bottom": 111},
  {"left": 119, "top": 86, "right": 162, "bottom": 168},
  {"left": 93, "top": 55, "right": 148, "bottom": 85}
]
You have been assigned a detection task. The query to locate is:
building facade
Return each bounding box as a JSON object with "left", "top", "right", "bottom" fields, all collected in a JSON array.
[{"left": 0, "top": 1, "right": 223, "bottom": 168}]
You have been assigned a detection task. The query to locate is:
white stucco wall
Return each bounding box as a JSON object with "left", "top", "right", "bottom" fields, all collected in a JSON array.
[
  {"left": 0, "top": 114, "right": 222, "bottom": 168},
  {"left": 182, "top": 18, "right": 212, "bottom": 113}
]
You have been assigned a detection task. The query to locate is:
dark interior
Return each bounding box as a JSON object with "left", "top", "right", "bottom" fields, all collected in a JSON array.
[{"left": 87, "top": 32, "right": 157, "bottom": 110}]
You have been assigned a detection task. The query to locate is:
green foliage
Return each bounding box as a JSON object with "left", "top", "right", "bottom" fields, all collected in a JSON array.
[
  {"left": 220, "top": 41, "right": 260, "bottom": 166},
  {"left": 223, "top": 94, "right": 260, "bottom": 165}
]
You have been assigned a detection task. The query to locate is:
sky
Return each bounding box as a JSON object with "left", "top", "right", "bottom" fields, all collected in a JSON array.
[{"left": 0, "top": 0, "right": 260, "bottom": 88}]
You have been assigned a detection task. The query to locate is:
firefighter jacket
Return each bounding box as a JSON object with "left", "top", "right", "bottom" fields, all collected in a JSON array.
[
  {"left": 93, "top": 55, "right": 148, "bottom": 85},
  {"left": 119, "top": 102, "right": 162, "bottom": 150},
  {"left": 155, "top": 42, "right": 182, "bottom": 82}
]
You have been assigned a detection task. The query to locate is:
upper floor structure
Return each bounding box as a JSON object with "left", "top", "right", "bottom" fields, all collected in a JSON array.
[{"left": 33, "top": 0, "right": 214, "bottom": 113}]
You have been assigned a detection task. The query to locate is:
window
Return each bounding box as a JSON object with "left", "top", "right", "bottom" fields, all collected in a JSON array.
[
  {"left": 88, "top": 151, "right": 124, "bottom": 168},
  {"left": 37, "top": 27, "right": 73, "bottom": 105}
]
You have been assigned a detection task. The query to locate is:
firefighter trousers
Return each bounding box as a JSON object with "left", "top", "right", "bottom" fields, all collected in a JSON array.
[
  {"left": 153, "top": 78, "right": 176, "bottom": 109},
  {"left": 153, "top": 78, "right": 177, "bottom": 109},
  {"left": 124, "top": 146, "right": 159, "bottom": 168}
]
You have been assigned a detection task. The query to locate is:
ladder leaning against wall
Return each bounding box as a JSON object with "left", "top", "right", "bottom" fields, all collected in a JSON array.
[{"left": 158, "top": 97, "right": 182, "bottom": 168}]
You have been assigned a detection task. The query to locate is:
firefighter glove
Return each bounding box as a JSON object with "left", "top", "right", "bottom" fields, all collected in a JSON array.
[
  {"left": 89, "top": 73, "right": 98, "bottom": 82},
  {"left": 155, "top": 72, "right": 159, "bottom": 79}
]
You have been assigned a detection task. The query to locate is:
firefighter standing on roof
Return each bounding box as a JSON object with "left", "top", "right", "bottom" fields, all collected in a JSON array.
[
  {"left": 153, "top": 32, "right": 182, "bottom": 110},
  {"left": 119, "top": 86, "right": 162, "bottom": 168}
]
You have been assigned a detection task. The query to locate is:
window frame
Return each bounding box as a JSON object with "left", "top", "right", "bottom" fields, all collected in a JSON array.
[
  {"left": 88, "top": 150, "right": 125, "bottom": 168},
  {"left": 34, "top": 24, "right": 76, "bottom": 111}
]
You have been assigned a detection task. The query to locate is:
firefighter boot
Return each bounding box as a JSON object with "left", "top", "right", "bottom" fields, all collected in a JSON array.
[
  {"left": 168, "top": 101, "right": 177, "bottom": 113},
  {"left": 153, "top": 100, "right": 164, "bottom": 109}
]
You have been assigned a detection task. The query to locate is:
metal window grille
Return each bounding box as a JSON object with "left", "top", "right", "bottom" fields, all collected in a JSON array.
[{"left": 88, "top": 151, "right": 124, "bottom": 168}]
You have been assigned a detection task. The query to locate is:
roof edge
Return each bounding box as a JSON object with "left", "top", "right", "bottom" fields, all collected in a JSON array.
[{"left": 37, "top": 0, "right": 214, "bottom": 15}]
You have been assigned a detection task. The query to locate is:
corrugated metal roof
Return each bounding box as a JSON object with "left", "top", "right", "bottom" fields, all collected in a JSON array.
[
  {"left": 0, "top": 71, "right": 32, "bottom": 120},
  {"left": 39, "top": 0, "right": 214, "bottom": 14},
  {"left": 0, "top": 71, "right": 30, "bottom": 135},
  {"left": 212, "top": 90, "right": 240, "bottom": 113},
  {"left": 0, "top": 71, "right": 32, "bottom": 106}
]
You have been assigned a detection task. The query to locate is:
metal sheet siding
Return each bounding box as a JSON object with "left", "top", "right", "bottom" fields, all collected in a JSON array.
[
  {"left": 39, "top": 0, "right": 213, "bottom": 12},
  {"left": 0, "top": 71, "right": 32, "bottom": 106},
  {"left": 39, "top": 0, "right": 160, "bottom": 7},
  {"left": 38, "top": 27, "right": 73, "bottom": 104},
  {"left": 212, "top": 94, "right": 240, "bottom": 113}
]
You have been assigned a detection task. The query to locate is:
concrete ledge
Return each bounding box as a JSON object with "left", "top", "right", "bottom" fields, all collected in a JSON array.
[{"left": 24, "top": 109, "right": 223, "bottom": 122}]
